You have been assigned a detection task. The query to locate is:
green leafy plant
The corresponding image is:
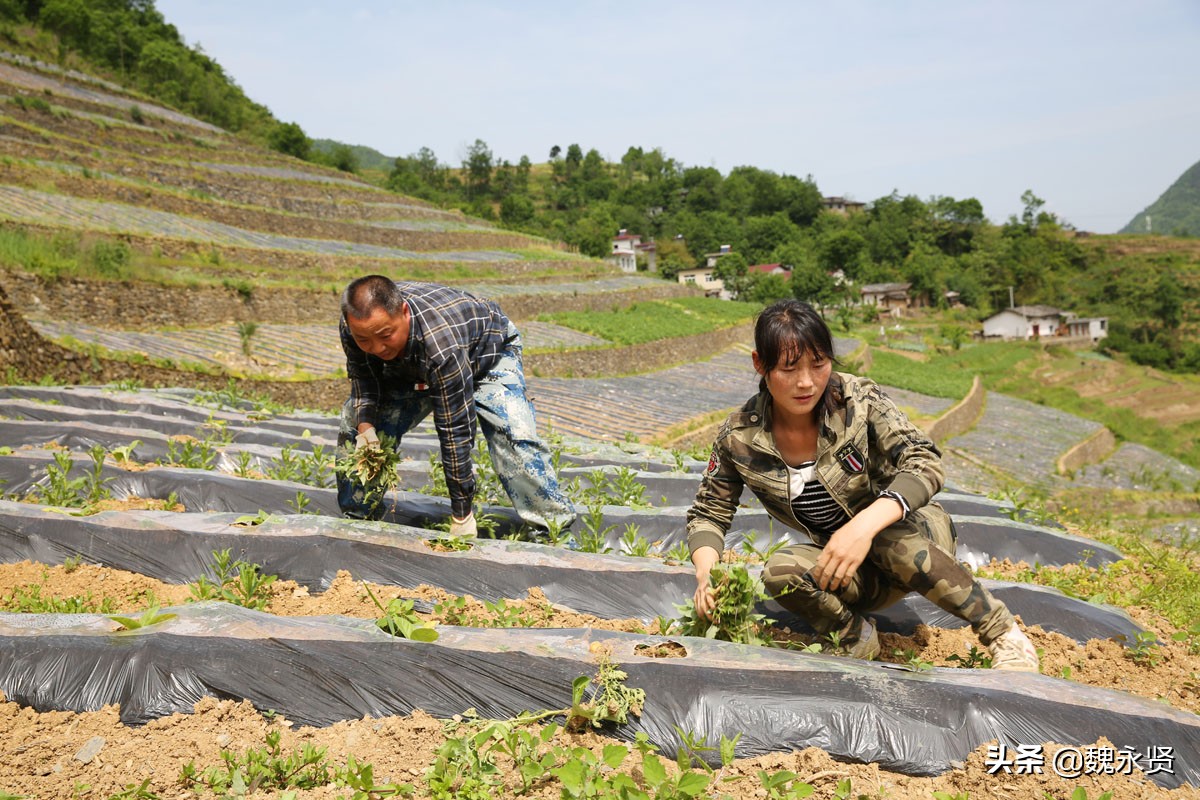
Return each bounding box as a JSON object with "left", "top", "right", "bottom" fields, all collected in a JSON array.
[
  {"left": 363, "top": 584, "right": 439, "bottom": 642},
  {"left": 232, "top": 509, "right": 276, "bottom": 527},
  {"left": 619, "top": 523, "right": 653, "bottom": 557},
  {"left": 161, "top": 437, "right": 218, "bottom": 471},
  {"left": 188, "top": 550, "right": 277, "bottom": 611},
  {"left": 739, "top": 529, "right": 788, "bottom": 562},
  {"left": 335, "top": 432, "right": 404, "bottom": 517},
  {"left": 109, "top": 605, "right": 177, "bottom": 631},
  {"left": 759, "top": 769, "right": 815, "bottom": 799},
  {"left": 179, "top": 729, "right": 410, "bottom": 796},
  {"left": 107, "top": 440, "right": 141, "bottom": 466},
  {"left": 287, "top": 491, "right": 311, "bottom": 514},
  {"left": 1123, "top": 630, "right": 1163, "bottom": 667},
  {"left": 673, "top": 563, "right": 775, "bottom": 646},
  {"left": 892, "top": 648, "right": 935, "bottom": 672},
  {"left": 237, "top": 320, "right": 259, "bottom": 357},
  {"left": 573, "top": 504, "right": 615, "bottom": 553},
  {"left": 945, "top": 645, "right": 992, "bottom": 669},
  {"left": 2, "top": 584, "right": 116, "bottom": 614},
  {"left": 27, "top": 447, "right": 113, "bottom": 509}
]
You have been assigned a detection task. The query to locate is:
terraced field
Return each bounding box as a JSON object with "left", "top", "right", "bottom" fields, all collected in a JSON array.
[{"left": 1, "top": 386, "right": 1198, "bottom": 799}]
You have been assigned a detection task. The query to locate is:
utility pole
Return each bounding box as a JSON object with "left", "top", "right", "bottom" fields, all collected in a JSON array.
[{"left": 1008, "top": 286, "right": 1014, "bottom": 309}]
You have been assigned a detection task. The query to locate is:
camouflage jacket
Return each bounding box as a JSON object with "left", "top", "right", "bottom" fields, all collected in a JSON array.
[{"left": 687, "top": 372, "right": 946, "bottom": 558}]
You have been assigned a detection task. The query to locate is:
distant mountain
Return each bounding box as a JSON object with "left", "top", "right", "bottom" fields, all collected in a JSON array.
[
  {"left": 1120, "top": 159, "right": 1200, "bottom": 236},
  {"left": 312, "top": 139, "right": 395, "bottom": 173}
]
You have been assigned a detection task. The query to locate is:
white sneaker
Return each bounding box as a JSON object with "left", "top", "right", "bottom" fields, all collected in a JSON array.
[{"left": 989, "top": 624, "right": 1040, "bottom": 672}]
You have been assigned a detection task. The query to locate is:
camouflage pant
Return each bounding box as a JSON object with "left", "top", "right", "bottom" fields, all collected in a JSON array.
[
  {"left": 761, "top": 504, "right": 1014, "bottom": 645},
  {"left": 337, "top": 323, "right": 578, "bottom": 531}
]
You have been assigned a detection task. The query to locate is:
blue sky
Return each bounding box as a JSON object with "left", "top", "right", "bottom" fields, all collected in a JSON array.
[{"left": 156, "top": 1, "right": 1200, "bottom": 234}]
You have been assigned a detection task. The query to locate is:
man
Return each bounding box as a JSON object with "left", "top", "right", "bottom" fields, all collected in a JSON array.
[{"left": 336, "top": 275, "right": 577, "bottom": 536}]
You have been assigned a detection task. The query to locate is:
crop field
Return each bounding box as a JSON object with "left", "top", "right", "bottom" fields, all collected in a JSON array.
[{"left": 1, "top": 386, "right": 1199, "bottom": 799}]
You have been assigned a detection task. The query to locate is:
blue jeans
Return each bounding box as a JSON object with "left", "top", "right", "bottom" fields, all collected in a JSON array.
[{"left": 337, "top": 324, "right": 577, "bottom": 531}]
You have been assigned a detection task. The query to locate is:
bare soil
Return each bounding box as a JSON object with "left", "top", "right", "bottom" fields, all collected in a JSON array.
[{"left": 2, "top": 561, "right": 1198, "bottom": 799}]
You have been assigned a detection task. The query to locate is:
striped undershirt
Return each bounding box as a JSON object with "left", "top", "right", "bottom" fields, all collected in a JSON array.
[{"left": 787, "top": 461, "right": 849, "bottom": 536}]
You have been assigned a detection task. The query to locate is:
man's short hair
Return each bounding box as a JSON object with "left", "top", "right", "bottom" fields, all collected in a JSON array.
[{"left": 342, "top": 275, "right": 404, "bottom": 319}]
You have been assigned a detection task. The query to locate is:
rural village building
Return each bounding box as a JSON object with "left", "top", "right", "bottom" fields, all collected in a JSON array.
[
  {"left": 675, "top": 267, "right": 724, "bottom": 296},
  {"left": 607, "top": 230, "right": 656, "bottom": 273},
  {"left": 981, "top": 306, "right": 1108, "bottom": 342},
  {"left": 748, "top": 262, "right": 792, "bottom": 279},
  {"left": 860, "top": 282, "right": 927, "bottom": 314},
  {"left": 822, "top": 196, "right": 866, "bottom": 215}
]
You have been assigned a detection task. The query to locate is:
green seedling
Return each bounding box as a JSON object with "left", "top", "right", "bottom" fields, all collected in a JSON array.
[
  {"left": 945, "top": 645, "right": 992, "bottom": 669},
  {"left": 108, "top": 440, "right": 141, "bottom": 465},
  {"left": 232, "top": 509, "right": 275, "bottom": 526},
  {"left": 759, "top": 769, "right": 815, "bottom": 799},
  {"left": 287, "top": 491, "right": 311, "bottom": 514},
  {"left": 363, "top": 584, "right": 439, "bottom": 642},
  {"left": 1124, "top": 630, "right": 1163, "bottom": 666},
  {"left": 2, "top": 584, "right": 115, "bottom": 614},
  {"left": 892, "top": 648, "right": 934, "bottom": 673},
  {"left": 663, "top": 541, "right": 692, "bottom": 565},
  {"left": 619, "top": 523, "right": 653, "bottom": 557},
  {"left": 189, "top": 550, "right": 277, "bottom": 611},
  {"left": 110, "top": 605, "right": 177, "bottom": 631}
]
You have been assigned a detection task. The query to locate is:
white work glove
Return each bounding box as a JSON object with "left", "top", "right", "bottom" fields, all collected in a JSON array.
[
  {"left": 449, "top": 513, "right": 478, "bottom": 539},
  {"left": 354, "top": 426, "right": 380, "bottom": 450}
]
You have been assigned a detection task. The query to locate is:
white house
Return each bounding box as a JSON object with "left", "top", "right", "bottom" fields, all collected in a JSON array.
[
  {"left": 606, "top": 229, "right": 640, "bottom": 273},
  {"left": 1062, "top": 315, "right": 1109, "bottom": 342},
  {"left": 982, "top": 305, "right": 1064, "bottom": 339},
  {"left": 676, "top": 267, "right": 724, "bottom": 296}
]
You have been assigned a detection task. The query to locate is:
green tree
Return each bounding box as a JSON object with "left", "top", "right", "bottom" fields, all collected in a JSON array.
[
  {"left": 655, "top": 237, "right": 695, "bottom": 281},
  {"left": 1155, "top": 271, "right": 1184, "bottom": 330},
  {"left": 744, "top": 272, "right": 792, "bottom": 304},
  {"left": 744, "top": 212, "right": 801, "bottom": 265},
  {"left": 268, "top": 121, "right": 310, "bottom": 160},
  {"left": 713, "top": 252, "right": 749, "bottom": 298},
  {"left": 500, "top": 193, "right": 535, "bottom": 226},
  {"left": 463, "top": 138, "right": 493, "bottom": 201}
]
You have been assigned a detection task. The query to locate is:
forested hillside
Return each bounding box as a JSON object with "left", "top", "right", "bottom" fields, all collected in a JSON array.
[
  {"left": 389, "top": 140, "right": 1200, "bottom": 373},
  {"left": 1121, "top": 158, "right": 1200, "bottom": 237}
]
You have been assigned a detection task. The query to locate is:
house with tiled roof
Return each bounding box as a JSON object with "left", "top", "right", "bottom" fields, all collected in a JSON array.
[
  {"left": 861, "top": 282, "right": 927, "bottom": 313},
  {"left": 983, "top": 306, "right": 1108, "bottom": 341},
  {"left": 748, "top": 263, "right": 792, "bottom": 278}
]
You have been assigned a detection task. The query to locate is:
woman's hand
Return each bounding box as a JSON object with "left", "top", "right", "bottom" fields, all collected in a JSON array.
[
  {"left": 691, "top": 546, "right": 720, "bottom": 620},
  {"left": 812, "top": 525, "right": 873, "bottom": 591},
  {"left": 812, "top": 496, "right": 905, "bottom": 591}
]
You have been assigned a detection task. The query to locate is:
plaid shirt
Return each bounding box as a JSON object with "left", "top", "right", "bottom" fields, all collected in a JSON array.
[{"left": 341, "top": 281, "right": 513, "bottom": 518}]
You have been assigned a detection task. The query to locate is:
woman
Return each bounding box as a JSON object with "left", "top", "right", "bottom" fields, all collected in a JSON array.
[{"left": 686, "top": 299, "right": 1038, "bottom": 670}]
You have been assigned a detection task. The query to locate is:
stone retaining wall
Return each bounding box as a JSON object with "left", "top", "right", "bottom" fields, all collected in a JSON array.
[
  {"left": 922, "top": 375, "right": 984, "bottom": 443},
  {"left": 1057, "top": 426, "right": 1117, "bottom": 476},
  {"left": 1, "top": 280, "right": 746, "bottom": 415},
  {"left": 1, "top": 270, "right": 694, "bottom": 329}
]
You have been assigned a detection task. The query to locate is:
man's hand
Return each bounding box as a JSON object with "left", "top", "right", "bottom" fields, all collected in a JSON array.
[
  {"left": 355, "top": 426, "right": 381, "bottom": 450},
  {"left": 449, "top": 513, "right": 477, "bottom": 539}
]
